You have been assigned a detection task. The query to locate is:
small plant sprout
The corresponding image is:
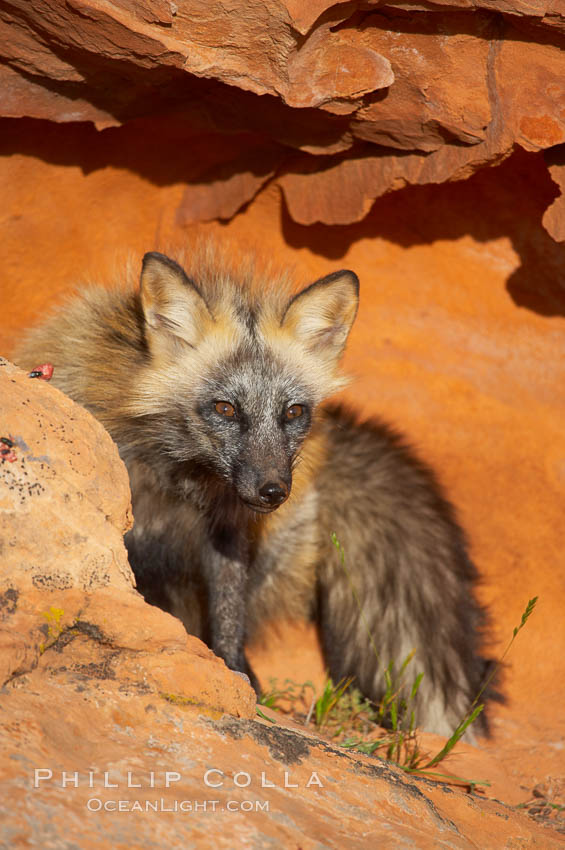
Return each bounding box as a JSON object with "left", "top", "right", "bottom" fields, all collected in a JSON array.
[
  {"left": 314, "top": 677, "right": 354, "bottom": 728},
  {"left": 415, "top": 595, "right": 538, "bottom": 774}
]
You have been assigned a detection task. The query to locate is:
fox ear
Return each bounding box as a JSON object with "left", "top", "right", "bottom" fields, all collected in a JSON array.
[
  {"left": 281, "top": 270, "right": 359, "bottom": 358},
  {"left": 140, "top": 252, "right": 211, "bottom": 347}
]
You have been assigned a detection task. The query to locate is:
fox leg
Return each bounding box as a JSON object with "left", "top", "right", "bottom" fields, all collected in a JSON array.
[{"left": 204, "top": 528, "right": 260, "bottom": 694}]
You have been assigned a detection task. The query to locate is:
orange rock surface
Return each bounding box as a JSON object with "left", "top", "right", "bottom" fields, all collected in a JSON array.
[
  {"left": 1, "top": 1, "right": 565, "bottom": 843},
  {"left": 1, "top": 2, "right": 565, "bottom": 231}
]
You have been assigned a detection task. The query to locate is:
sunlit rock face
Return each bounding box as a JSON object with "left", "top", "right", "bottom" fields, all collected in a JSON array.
[
  {"left": 1, "top": 4, "right": 565, "bottom": 843},
  {"left": 0, "top": 1, "right": 564, "bottom": 230}
]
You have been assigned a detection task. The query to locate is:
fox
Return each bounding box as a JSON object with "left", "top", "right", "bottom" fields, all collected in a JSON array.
[{"left": 13, "top": 244, "right": 498, "bottom": 736}]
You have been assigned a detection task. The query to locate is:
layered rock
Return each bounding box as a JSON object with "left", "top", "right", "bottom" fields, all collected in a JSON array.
[{"left": 0, "top": 0, "right": 564, "bottom": 234}]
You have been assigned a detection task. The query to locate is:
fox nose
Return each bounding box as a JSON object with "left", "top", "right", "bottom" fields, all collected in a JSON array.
[{"left": 258, "top": 481, "right": 289, "bottom": 507}]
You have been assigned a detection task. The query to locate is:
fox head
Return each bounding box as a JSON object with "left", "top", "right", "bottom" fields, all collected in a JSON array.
[{"left": 134, "top": 251, "right": 359, "bottom": 512}]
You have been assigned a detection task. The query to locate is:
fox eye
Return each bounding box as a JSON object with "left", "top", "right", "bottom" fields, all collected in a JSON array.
[
  {"left": 286, "top": 404, "right": 304, "bottom": 420},
  {"left": 215, "top": 401, "right": 236, "bottom": 417}
]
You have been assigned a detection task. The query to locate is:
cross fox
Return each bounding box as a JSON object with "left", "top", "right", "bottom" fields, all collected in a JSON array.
[{"left": 14, "top": 245, "right": 497, "bottom": 736}]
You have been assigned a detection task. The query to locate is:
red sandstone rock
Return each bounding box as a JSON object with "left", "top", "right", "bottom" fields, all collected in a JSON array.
[
  {"left": 1, "top": 1, "right": 565, "bottom": 231},
  {"left": 3, "top": 667, "right": 563, "bottom": 848},
  {"left": 177, "top": 140, "right": 285, "bottom": 225},
  {"left": 285, "top": 22, "right": 394, "bottom": 111},
  {"left": 543, "top": 151, "right": 565, "bottom": 242},
  {"left": 345, "top": 11, "right": 492, "bottom": 151},
  {"left": 277, "top": 134, "right": 513, "bottom": 226},
  {"left": 496, "top": 33, "right": 565, "bottom": 151},
  {"left": 0, "top": 357, "right": 134, "bottom": 593}
]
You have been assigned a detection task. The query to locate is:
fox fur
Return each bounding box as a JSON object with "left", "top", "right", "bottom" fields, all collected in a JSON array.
[{"left": 13, "top": 244, "right": 498, "bottom": 736}]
